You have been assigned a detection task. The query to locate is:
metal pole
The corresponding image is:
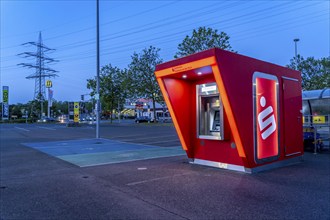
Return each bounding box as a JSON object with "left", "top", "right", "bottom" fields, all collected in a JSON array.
[
  {"left": 96, "top": 0, "right": 100, "bottom": 138},
  {"left": 47, "top": 88, "right": 50, "bottom": 118},
  {"left": 39, "top": 33, "right": 43, "bottom": 119},
  {"left": 314, "top": 126, "right": 317, "bottom": 154},
  {"left": 118, "top": 100, "right": 120, "bottom": 123}
]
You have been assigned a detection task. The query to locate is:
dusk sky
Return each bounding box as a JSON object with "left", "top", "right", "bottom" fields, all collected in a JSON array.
[{"left": 1, "top": 0, "right": 329, "bottom": 104}]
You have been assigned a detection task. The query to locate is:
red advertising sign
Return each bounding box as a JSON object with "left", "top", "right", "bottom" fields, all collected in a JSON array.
[{"left": 253, "top": 73, "right": 279, "bottom": 162}]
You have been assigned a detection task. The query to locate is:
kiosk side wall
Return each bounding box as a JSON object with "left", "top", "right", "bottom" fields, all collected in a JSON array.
[{"left": 214, "top": 49, "right": 303, "bottom": 168}]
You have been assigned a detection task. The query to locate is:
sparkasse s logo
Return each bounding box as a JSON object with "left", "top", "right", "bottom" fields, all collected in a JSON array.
[
  {"left": 253, "top": 72, "right": 279, "bottom": 162},
  {"left": 257, "top": 96, "right": 276, "bottom": 140}
]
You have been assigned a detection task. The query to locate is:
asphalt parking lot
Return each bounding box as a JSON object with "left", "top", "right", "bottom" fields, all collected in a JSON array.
[{"left": 1, "top": 122, "right": 329, "bottom": 219}]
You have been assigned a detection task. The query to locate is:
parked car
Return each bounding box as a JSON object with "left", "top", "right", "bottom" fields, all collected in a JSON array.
[
  {"left": 57, "top": 115, "right": 69, "bottom": 123},
  {"left": 86, "top": 115, "right": 96, "bottom": 121},
  {"left": 37, "top": 117, "right": 56, "bottom": 123},
  {"left": 135, "top": 116, "right": 152, "bottom": 123}
]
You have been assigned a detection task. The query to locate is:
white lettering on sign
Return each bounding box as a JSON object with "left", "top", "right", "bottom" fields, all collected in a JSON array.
[
  {"left": 201, "top": 85, "right": 216, "bottom": 93},
  {"left": 3, "top": 104, "right": 9, "bottom": 117},
  {"left": 218, "top": 162, "right": 228, "bottom": 169}
]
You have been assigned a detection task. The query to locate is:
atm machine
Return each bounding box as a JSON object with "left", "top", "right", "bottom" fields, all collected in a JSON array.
[{"left": 197, "top": 82, "right": 224, "bottom": 140}]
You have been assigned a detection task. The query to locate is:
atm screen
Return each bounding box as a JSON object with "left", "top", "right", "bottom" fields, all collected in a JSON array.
[{"left": 212, "top": 110, "right": 220, "bottom": 132}]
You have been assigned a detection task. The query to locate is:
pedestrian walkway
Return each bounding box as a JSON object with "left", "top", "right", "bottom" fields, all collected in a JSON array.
[{"left": 23, "top": 138, "right": 185, "bottom": 167}]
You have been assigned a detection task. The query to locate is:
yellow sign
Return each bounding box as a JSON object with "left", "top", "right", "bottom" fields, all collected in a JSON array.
[
  {"left": 313, "top": 116, "right": 325, "bottom": 124},
  {"left": 3, "top": 87, "right": 8, "bottom": 103},
  {"left": 46, "top": 80, "right": 52, "bottom": 88},
  {"left": 74, "top": 102, "right": 79, "bottom": 123}
]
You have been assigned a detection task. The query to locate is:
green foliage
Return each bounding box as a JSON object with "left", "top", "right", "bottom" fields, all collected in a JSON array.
[
  {"left": 7, "top": 102, "right": 33, "bottom": 119},
  {"left": 128, "top": 46, "right": 163, "bottom": 120},
  {"left": 10, "top": 104, "right": 24, "bottom": 118},
  {"left": 52, "top": 101, "right": 69, "bottom": 115},
  {"left": 26, "top": 100, "right": 44, "bottom": 119},
  {"left": 287, "top": 55, "right": 330, "bottom": 90},
  {"left": 174, "top": 26, "right": 234, "bottom": 58},
  {"left": 87, "top": 64, "right": 128, "bottom": 121},
  {"left": 128, "top": 46, "right": 163, "bottom": 100}
]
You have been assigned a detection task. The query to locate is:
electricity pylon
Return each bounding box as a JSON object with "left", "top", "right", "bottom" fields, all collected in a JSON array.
[{"left": 18, "top": 32, "right": 58, "bottom": 118}]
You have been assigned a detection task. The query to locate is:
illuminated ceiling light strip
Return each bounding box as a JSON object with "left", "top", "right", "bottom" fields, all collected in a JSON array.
[{"left": 155, "top": 56, "right": 216, "bottom": 78}]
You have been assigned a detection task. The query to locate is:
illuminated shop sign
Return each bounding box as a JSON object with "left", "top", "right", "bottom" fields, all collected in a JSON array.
[
  {"left": 253, "top": 72, "right": 279, "bottom": 163},
  {"left": 201, "top": 85, "right": 217, "bottom": 93}
]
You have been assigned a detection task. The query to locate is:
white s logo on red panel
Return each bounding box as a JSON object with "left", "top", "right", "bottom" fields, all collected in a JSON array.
[{"left": 257, "top": 96, "right": 276, "bottom": 140}]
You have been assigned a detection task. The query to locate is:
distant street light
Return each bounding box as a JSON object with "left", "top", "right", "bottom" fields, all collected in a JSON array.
[{"left": 293, "top": 38, "right": 300, "bottom": 58}]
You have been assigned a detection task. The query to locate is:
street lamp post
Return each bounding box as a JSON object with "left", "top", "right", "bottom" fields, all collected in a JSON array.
[
  {"left": 96, "top": 0, "right": 100, "bottom": 138},
  {"left": 293, "top": 38, "right": 299, "bottom": 58}
]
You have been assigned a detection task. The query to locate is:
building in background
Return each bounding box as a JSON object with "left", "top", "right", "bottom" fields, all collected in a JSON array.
[{"left": 122, "top": 98, "right": 170, "bottom": 122}]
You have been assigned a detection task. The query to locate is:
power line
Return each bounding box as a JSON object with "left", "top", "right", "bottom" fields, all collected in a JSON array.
[
  {"left": 0, "top": 0, "right": 180, "bottom": 50},
  {"left": 1, "top": 1, "right": 324, "bottom": 57},
  {"left": 34, "top": 1, "right": 294, "bottom": 58},
  {"left": 17, "top": 32, "right": 58, "bottom": 114},
  {"left": 1, "top": 1, "right": 328, "bottom": 66},
  {"left": 54, "top": 1, "right": 325, "bottom": 58}
]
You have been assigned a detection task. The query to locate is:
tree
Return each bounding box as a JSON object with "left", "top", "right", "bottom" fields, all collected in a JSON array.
[
  {"left": 87, "top": 64, "right": 128, "bottom": 122},
  {"left": 52, "top": 101, "right": 69, "bottom": 116},
  {"left": 287, "top": 55, "right": 330, "bottom": 90},
  {"left": 27, "top": 100, "right": 42, "bottom": 120},
  {"left": 128, "top": 46, "right": 163, "bottom": 121},
  {"left": 9, "top": 103, "right": 24, "bottom": 118},
  {"left": 174, "top": 26, "right": 234, "bottom": 58}
]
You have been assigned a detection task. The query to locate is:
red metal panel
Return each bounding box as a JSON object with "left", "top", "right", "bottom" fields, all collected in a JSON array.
[
  {"left": 162, "top": 78, "right": 194, "bottom": 157},
  {"left": 282, "top": 78, "right": 303, "bottom": 156},
  {"left": 213, "top": 49, "right": 301, "bottom": 167}
]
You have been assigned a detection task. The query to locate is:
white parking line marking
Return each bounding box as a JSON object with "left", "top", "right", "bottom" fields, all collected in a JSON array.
[
  {"left": 139, "top": 139, "right": 180, "bottom": 145},
  {"left": 118, "top": 134, "right": 177, "bottom": 142},
  {"left": 37, "top": 126, "right": 56, "bottom": 131},
  {"left": 109, "top": 132, "right": 172, "bottom": 139},
  {"left": 126, "top": 172, "right": 194, "bottom": 186},
  {"left": 14, "top": 127, "right": 30, "bottom": 132}
]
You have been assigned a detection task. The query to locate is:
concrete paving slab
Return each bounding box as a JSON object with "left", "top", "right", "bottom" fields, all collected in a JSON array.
[
  {"left": 22, "top": 138, "right": 185, "bottom": 167},
  {"left": 59, "top": 147, "right": 186, "bottom": 167}
]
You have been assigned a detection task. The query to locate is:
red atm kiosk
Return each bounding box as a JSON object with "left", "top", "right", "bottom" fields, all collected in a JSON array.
[{"left": 155, "top": 48, "right": 303, "bottom": 173}]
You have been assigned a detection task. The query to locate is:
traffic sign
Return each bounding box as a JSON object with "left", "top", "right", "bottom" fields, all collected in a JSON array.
[{"left": 74, "top": 102, "right": 79, "bottom": 123}]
